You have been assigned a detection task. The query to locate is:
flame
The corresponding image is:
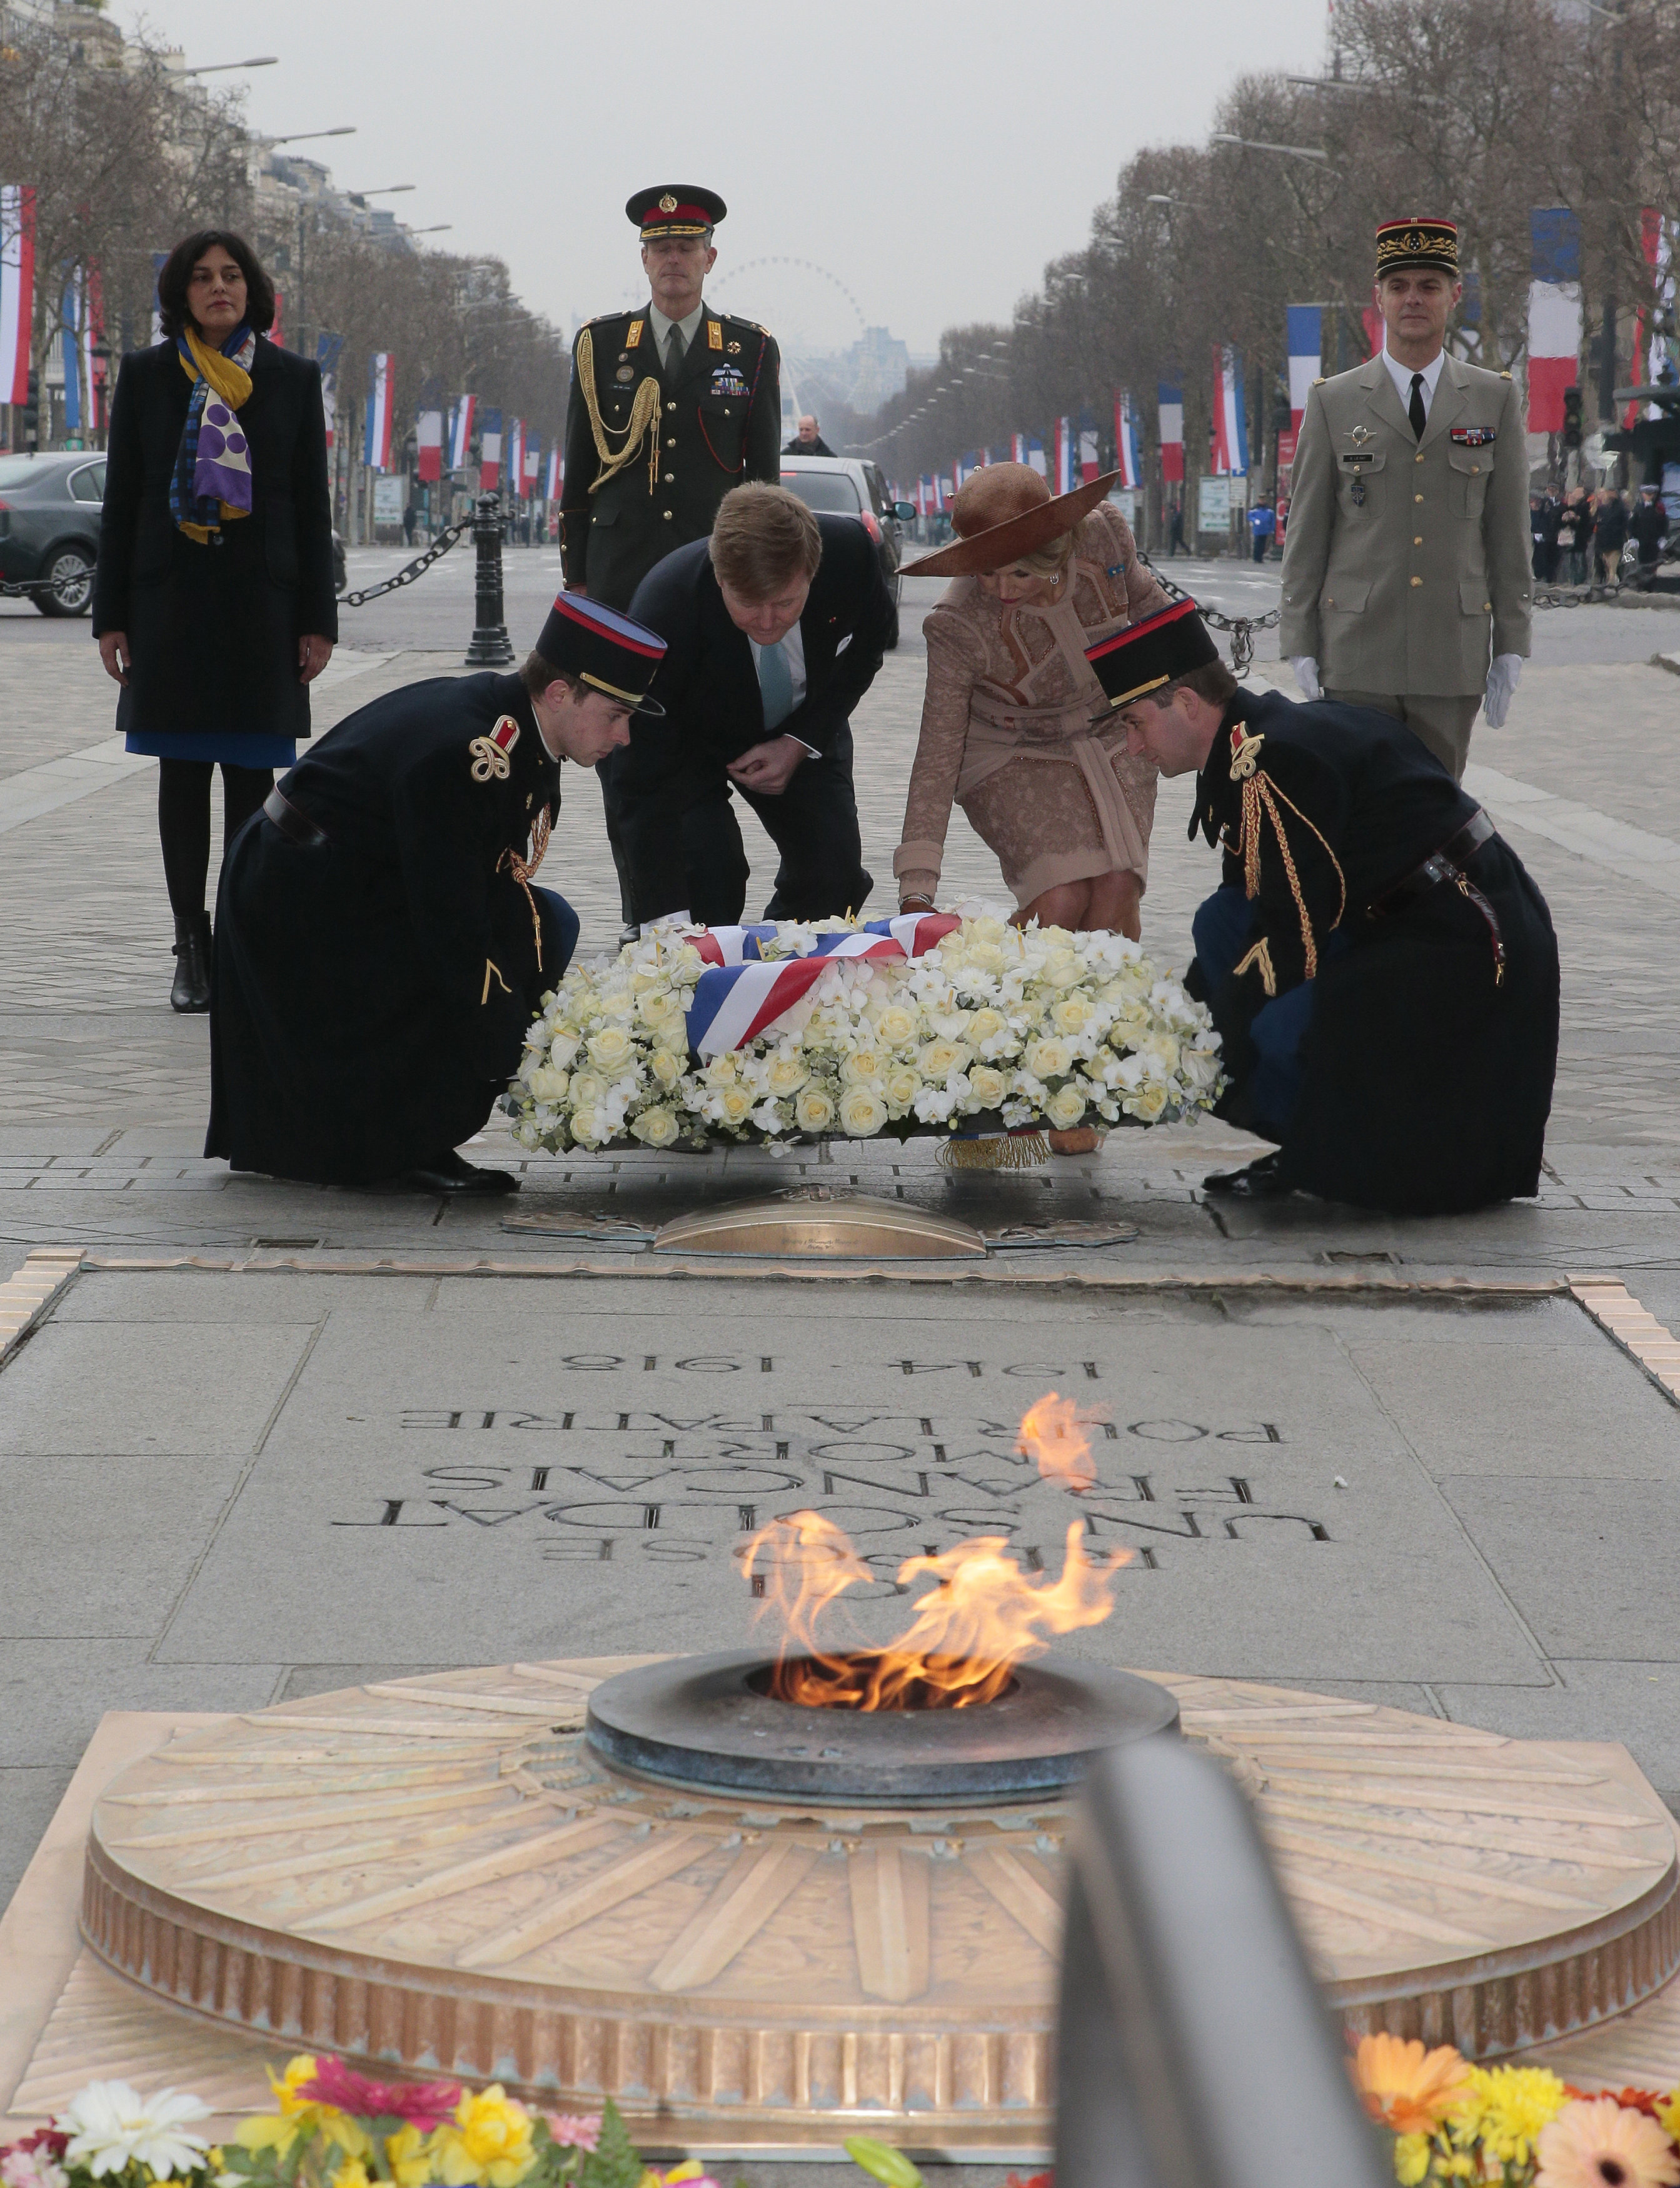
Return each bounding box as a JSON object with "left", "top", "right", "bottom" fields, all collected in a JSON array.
[
  {"left": 1017, "top": 1390, "right": 1106, "bottom": 1492},
  {"left": 742, "top": 1512, "right": 1130, "bottom": 1710}
]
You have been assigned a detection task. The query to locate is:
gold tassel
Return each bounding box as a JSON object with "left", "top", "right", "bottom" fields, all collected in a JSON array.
[{"left": 937, "top": 1133, "right": 1050, "bottom": 1170}]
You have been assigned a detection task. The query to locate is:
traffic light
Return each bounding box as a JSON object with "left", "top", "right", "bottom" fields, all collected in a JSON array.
[
  {"left": 20, "top": 370, "right": 38, "bottom": 449},
  {"left": 1562, "top": 384, "right": 1583, "bottom": 451}
]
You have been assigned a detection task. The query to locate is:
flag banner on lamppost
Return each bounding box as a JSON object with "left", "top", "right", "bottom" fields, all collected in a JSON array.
[
  {"left": 1287, "top": 305, "right": 1321, "bottom": 432},
  {"left": 448, "top": 393, "right": 475, "bottom": 472},
  {"left": 1527, "top": 208, "right": 1583, "bottom": 434},
  {"left": 1010, "top": 431, "right": 1027, "bottom": 464},
  {"left": 1646, "top": 217, "right": 1674, "bottom": 424},
  {"left": 523, "top": 438, "right": 540, "bottom": 498},
  {"left": 545, "top": 446, "right": 561, "bottom": 500},
  {"left": 83, "top": 263, "right": 104, "bottom": 431},
  {"left": 1626, "top": 211, "right": 1661, "bottom": 428},
  {"left": 1053, "top": 416, "right": 1074, "bottom": 493},
  {"left": 0, "top": 184, "right": 35, "bottom": 406},
  {"left": 61, "top": 274, "right": 81, "bottom": 434},
  {"left": 506, "top": 416, "right": 523, "bottom": 499},
  {"left": 1158, "top": 382, "right": 1184, "bottom": 484},
  {"left": 1079, "top": 423, "right": 1099, "bottom": 484},
  {"left": 479, "top": 406, "right": 502, "bottom": 490},
  {"left": 315, "top": 333, "right": 343, "bottom": 451},
  {"left": 416, "top": 398, "right": 443, "bottom": 483},
  {"left": 1210, "top": 344, "right": 1247, "bottom": 477},
  {"left": 978, "top": 445, "right": 993, "bottom": 467},
  {"left": 363, "top": 351, "right": 393, "bottom": 471},
  {"left": 1115, "top": 391, "right": 1142, "bottom": 490},
  {"left": 1025, "top": 435, "right": 1046, "bottom": 478}
]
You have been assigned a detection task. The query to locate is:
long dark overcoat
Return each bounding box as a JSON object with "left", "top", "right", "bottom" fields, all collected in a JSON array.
[
  {"left": 1191, "top": 689, "right": 1559, "bottom": 1214},
  {"left": 93, "top": 337, "right": 338, "bottom": 741},
  {"left": 206, "top": 674, "right": 560, "bottom": 1185}
]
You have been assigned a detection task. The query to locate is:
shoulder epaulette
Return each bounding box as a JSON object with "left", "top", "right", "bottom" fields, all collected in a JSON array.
[
  {"left": 468, "top": 714, "right": 520, "bottom": 784},
  {"left": 1500, "top": 370, "right": 1512, "bottom": 379},
  {"left": 1313, "top": 376, "right": 1326, "bottom": 386}
]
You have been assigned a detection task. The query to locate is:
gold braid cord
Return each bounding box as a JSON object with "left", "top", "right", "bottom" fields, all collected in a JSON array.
[
  {"left": 498, "top": 810, "right": 553, "bottom": 975},
  {"left": 1232, "top": 761, "right": 1347, "bottom": 985},
  {"left": 576, "top": 328, "right": 661, "bottom": 497}
]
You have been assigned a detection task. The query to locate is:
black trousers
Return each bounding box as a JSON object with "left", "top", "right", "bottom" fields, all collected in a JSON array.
[{"left": 614, "top": 725, "right": 873, "bottom": 927}]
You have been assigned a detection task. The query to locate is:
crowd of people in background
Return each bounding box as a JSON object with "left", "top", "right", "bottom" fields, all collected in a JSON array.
[{"left": 1529, "top": 482, "right": 1671, "bottom": 591}]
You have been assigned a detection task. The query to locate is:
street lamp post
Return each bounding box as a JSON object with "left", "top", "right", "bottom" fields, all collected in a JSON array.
[{"left": 1209, "top": 133, "right": 1332, "bottom": 164}]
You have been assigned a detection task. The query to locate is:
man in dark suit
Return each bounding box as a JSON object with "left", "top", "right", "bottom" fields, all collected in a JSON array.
[{"left": 610, "top": 481, "right": 894, "bottom": 925}]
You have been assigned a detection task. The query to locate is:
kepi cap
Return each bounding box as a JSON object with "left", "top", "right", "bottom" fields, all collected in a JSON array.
[
  {"left": 1085, "top": 598, "right": 1221, "bottom": 710},
  {"left": 627, "top": 185, "right": 727, "bottom": 239},
  {"left": 536, "top": 593, "right": 668, "bottom": 716},
  {"left": 1376, "top": 216, "right": 1459, "bottom": 278}
]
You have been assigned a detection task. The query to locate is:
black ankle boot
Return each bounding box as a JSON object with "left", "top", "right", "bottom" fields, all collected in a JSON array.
[{"left": 170, "top": 911, "right": 212, "bottom": 1013}]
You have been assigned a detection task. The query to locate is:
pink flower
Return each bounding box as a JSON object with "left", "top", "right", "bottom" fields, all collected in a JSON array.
[
  {"left": 298, "top": 2060, "right": 463, "bottom": 2133},
  {"left": 2, "top": 2151, "right": 68, "bottom": 2188},
  {"left": 543, "top": 2116, "right": 602, "bottom": 2154},
  {"left": 1534, "top": 2097, "right": 1680, "bottom": 2188}
]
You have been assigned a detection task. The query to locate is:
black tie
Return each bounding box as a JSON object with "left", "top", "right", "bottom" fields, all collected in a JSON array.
[
  {"left": 1409, "top": 371, "right": 1427, "bottom": 441},
  {"left": 665, "top": 323, "right": 687, "bottom": 381}
]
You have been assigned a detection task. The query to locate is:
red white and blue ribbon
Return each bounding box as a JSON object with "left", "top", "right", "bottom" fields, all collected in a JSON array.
[{"left": 684, "top": 915, "right": 960, "bottom": 1055}]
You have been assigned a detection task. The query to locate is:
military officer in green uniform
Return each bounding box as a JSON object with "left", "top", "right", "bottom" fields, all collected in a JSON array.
[
  {"left": 562, "top": 184, "right": 781, "bottom": 937},
  {"left": 561, "top": 185, "right": 782, "bottom": 611},
  {"left": 1279, "top": 217, "right": 1532, "bottom": 781}
]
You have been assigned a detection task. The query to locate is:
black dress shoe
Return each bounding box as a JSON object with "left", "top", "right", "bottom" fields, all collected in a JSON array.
[
  {"left": 1202, "top": 1152, "right": 1292, "bottom": 1200},
  {"left": 169, "top": 911, "right": 212, "bottom": 1013},
  {"left": 393, "top": 1149, "right": 521, "bottom": 1195}
]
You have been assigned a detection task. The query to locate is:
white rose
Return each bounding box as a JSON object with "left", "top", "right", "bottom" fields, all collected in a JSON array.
[
  {"left": 768, "top": 1053, "right": 811, "bottom": 1096},
  {"left": 873, "top": 1002, "right": 920, "bottom": 1048},
  {"left": 601, "top": 988, "right": 637, "bottom": 1020},
  {"left": 967, "top": 1064, "right": 1008, "bottom": 1108},
  {"left": 1025, "top": 1036, "right": 1073, "bottom": 1079},
  {"left": 588, "top": 1027, "right": 635, "bottom": 1070},
  {"left": 637, "top": 988, "right": 683, "bottom": 1029},
  {"left": 883, "top": 1064, "right": 921, "bottom": 1110},
  {"left": 1141, "top": 1031, "right": 1182, "bottom": 1073},
  {"left": 1125, "top": 1081, "right": 1170, "bottom": 1123},
  {"left": 1052, "top": 995, "right": 1095, "bottom": 1035},
  {"left": 718, "top": 1085, "right": 755, "bottom": 1126},
  {"left": 966, "top": 941, "right": 1007, "bottom": 974},
  {"left": 1038, "top": 950, "right": 1082, "bottom": 991},
  {"left": 530, "top": 1065, "right": 570, "bottom": 1102},
  {"left": 841, "top": 1047, "right": 885, "bottom": 1085},
  {"left": 794, "top": 1086, "right": 836, "bottom": 1133},
  {"left": 918, "top": 1038, "right": 972, "bottom": 1081},
  {"left": 967, "top": 1006, "right": 1005, "bottom": 1045},
  {"left": 570, "top": 1070, "right": 608, "bottom": 1109},
  {"left": 648, "top": 1048, "right": 686, "bottom": 1088},
  {"left": 1046, "top": 1083, "right": 1088, "bottom": 1128},
  {"left": 838, "top": 1085, "right": 888, "bottom": 1137},
  {"left": 703, "top": 1053, "right": 740, "bottom": 1084},
  {"left": 630, "top": 1106, "right": 679, "bottom": 1147}
]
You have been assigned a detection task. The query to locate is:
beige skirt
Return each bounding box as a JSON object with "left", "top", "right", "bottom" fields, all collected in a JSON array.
[{"left": 960, "top": 738, "right": 1159, "bottom": 908}]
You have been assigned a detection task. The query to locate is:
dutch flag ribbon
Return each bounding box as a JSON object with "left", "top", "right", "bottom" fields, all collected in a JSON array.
[{"left": 683, "top": 915, "right": 961, "bottom": 1056}]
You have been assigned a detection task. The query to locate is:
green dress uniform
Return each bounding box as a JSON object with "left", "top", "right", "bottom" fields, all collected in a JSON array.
[{"left": 560, "top": 305, "right": 782, "bottom": 610}]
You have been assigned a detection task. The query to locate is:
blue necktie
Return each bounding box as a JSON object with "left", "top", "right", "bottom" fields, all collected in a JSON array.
[{"left": 757, "top": 638, "right": 793, "bottom": 731}]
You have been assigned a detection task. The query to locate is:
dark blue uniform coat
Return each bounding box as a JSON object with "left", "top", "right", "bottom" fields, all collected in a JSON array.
[
  {"left": 207, "top": 673, "right": 564, "bottom": 1185},
  {"left": 1189, "top": 690, "right": 1559, "bottom": 1213}
]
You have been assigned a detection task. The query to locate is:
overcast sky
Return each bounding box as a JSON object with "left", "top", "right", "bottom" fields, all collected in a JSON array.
[{"left": 113, "top": 0, "right": 1331, "bottom": 357}]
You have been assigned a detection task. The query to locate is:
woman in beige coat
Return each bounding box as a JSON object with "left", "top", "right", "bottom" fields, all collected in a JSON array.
[{"left": 893, "top": 464, "right": 1169, "bottom": 937}]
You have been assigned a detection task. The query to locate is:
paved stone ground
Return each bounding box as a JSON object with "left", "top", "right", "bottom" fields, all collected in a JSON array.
[{"left": 4, "top": 548, "right": 1680, "bottom": 1917}]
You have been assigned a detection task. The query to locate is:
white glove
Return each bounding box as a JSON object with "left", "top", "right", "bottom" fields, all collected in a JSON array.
[
  {"left": 1484, "top": 654, "right": 1522, "bottom": 729},
  {"left": 1289, "top": 656, "right": 1322, "bottom": 701}
]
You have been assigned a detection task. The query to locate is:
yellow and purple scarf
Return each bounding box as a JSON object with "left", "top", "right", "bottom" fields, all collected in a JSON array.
[{"left": 171, "top": 323, "right": 256, "bottom": 543}]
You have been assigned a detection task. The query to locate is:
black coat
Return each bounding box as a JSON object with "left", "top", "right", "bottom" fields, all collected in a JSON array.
[
  {"left": 1190, "top": 690, "right": 1559, "bottom": 1215},
  {"left": 605, "top": 515, "right": 893, "bottom": 897},
  {"left": 206, "top": 673, "right": 558, "bottom": 1186},
  {"left": 93, "top": 338, "right": 338, "bottom": 741},
  {"left": 559, "top": 303, "right": 780, "bottom": 610}
]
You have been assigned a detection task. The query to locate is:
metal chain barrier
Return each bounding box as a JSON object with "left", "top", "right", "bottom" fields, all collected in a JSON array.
[
  {"left": 340, "top": 514, "right": 474, "bottom": 609},
  {"left": 1134, "top": 548, "right": 1280, "bottom": 675}
]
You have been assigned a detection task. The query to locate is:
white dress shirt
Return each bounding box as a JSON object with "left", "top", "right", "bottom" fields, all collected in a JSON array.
[{"left": 1382, "top": 342, "right": 1446, "bottom": 425}]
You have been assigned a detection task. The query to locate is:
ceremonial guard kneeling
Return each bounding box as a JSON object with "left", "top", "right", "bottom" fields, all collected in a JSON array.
[
  {"left": 1090, "top": 604, "right": 1559, "bottom": 1214},
  {"left": 206, "top": 596, "right": 667, "bottom": 1193}
]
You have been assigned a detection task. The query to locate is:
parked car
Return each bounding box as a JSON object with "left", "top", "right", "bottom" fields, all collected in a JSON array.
[
  {"left": 0, "top": 451, "right": 104, "bottom": 616},
  {"left": 778, "top": 454, "right": 916, "bottom": 650}
]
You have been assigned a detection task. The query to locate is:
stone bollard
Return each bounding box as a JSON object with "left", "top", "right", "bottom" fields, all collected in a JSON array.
[{"left": 464, "top": 491, "right": 515, "bottom": 666}]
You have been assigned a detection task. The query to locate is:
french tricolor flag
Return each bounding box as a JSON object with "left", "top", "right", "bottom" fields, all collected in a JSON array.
[
  {"left": 506, "top": 418, "right": 523, "bottom": 499},
  {"left": 524, "top": 438, "right": 541, "bottom": 495},
  {"left": 545, "top": 447, "right": 561, "bottom": 499},
  {"left": 448, "top": 394, "right": 475, "bottom": 472},
  {"left": 1286, "top": 306, "right": 1322, "bottom": 433},
  {"left": 1079, "top": 425, "right": 1099, "bottom": 485},
  {"left": 1528, "top": 208, "right": 1583, "bottom": 434},
  {"left": 480, "top": 408, "right": 503, "bottom": 491},
  {"left": 1025, "top": 436, "right": 1047, "bottom": 478},
  {"left": 1053, "top": 417, "right": 1074, "bottom": 494},
  {"left": 416, "top": 402, "right": 443, "bottom": 484},
  {"left": 1210, "top": 345, "right": 1248, "bottom": 477},
  {"left": 0, "top": 185, "right": 34, "bottom": 407},
  {"left": 1011, "top": 432, "right": 1028, "bottom": 464},
  {"left": 363, "top": 351, "right": 393, "bottom": 472},
  {"left": 1158, "top": 383, "right": 1184, "bottom": 484},
  {"left": 1115, "top": 391, "right": 1142, "bottom": 490},
  {"left": 685, "top": 916, "right": 962, "bottom": 1056}
]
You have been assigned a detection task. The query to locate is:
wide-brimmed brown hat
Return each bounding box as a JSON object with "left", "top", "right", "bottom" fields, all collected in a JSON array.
[{"left": 900, "top": 461, "right": 1123, "bottom": 578}]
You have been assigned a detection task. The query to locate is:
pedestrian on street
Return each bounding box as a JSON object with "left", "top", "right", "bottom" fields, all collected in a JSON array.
[
  {"left": 1559, "top": 486, "right": 1594, "bottom": 587},
  {"left": 1631, "top": 483, "right": 1671, "bottom": 586},
  {"left": 206, "top": 595, "right": 666, "bottom": 1194},
  {"left": 1279, "top": 216, "right": 1531, "bottom": 781},
  {"left": 1595, "top": 486, "right": 1630, "bottom": 586},
  {"left": 1092, "top": 602, "right": 1559, "bottom": 1215},
  {"left": 1249, "top": 500, "right": 1275, "bottom": 563},
  {"left": 611, "top": 482, "right": 893, "bottom": 926},
  {"left": 1531, "top": 490, "right": 1562, "bottom": 584},
  {"left": 402, "top": 501, "right": 418, "bottom": 546},
  {"left": 1168, "top": 501, "right": 1187, "bottom": 556},
  {"left": 784, "top": 414, "right": 836, "bottom": 456},
  {"left": 892, "top": 463, "right": 1168, "bottom": 941},
  {"left": 93, "top": 229, "right": 337, "bottom": 1013},
  {"left": 560, "top": 184, "right": 781, "bottom": 941}
]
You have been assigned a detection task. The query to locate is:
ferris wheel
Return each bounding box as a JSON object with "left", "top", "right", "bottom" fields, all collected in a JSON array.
[{"left": 707, "top": 255, "right": 870, "bottom": 336}]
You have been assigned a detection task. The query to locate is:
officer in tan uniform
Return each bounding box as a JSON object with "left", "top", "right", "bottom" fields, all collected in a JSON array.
[{"left": 1279, "top": 217, "right": 1531, "bottom": 780}]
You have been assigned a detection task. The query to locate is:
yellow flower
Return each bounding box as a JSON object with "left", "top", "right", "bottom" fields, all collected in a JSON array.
[
  {"left": 649, "top": 1048, "right": 685, "bottom": 1089},
  {"left": 794, "top": 1086, "right": 835, "bottom": 1133},
  {"left": 630, "top": 1106, "right": 678, "bottom": 1148},
  {"left": 642, "top": 2165, "right": 707, "bottom": 2188},
  {"left": 271, "top": 2058, "right": 321, "bottom": 2115},
  {"left": 432, "top": 2087, "right": 535, "bottom": 2188},
  {"left": 838, "top": 1086, "right": 888, "bottom": 1137},
  {"left": 1352, "top": 2034, "right": 1469, "bottom": 2134},
  {"left": 1024, "top": 1036, "right": 1072, "bottom": 1080},
  {"left": 1045, "top": 1083, "right": 1087, "bottom": 1128},
  {"left": 586, "top": 1027, "right": 634, "bottom": 1071},
  {"left": 1460, "top": 2065, "right": 1569, "bottom": 2167},
  {"left": 385, "top": 2127, "right": 432, "bottom": 2188},
  {"left": 1392, "top": 2134, "right": 1432, "bottom": 2187},
  {"left": 1661, "top": 2092, "right": 1680, "bottom": 2142},
  {"left": 967, "top": 1065, "right": 1007, "bottom": 1108},
  {"left": 767, "top": 1053, "right": 810, "bottom": 1096},
  {"left": 331, "top": 2164, "right": 371, "bottom": 2188}
]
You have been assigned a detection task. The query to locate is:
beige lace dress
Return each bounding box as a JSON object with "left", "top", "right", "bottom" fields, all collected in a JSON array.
[{"left": 893, "top": 504, "right": 1170, "bottom": 910}]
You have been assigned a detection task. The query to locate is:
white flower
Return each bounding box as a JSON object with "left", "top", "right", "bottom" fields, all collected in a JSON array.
[
  {"left": 546, "top": 1026, "right": 582, "bottom": 1067},
  {"left": 750, "top": 1098, "right": 790, "bottom": 1134},
  {"left": 530, "top": 1065, "right": 570, "bottom": 1102},
  {"left": 1025, "top": 1036, "right": 1073, "bottom": 1079},
  {"left": 794, "top": 1085, "right": 836, "bottom": 1132},
  {"left": 630, "top": 1106, "right": 678, "bottom": 1148},
  {"left": 1124, "top": 1081, "right": 1170, "bottom": 1122},
  {"left": 913, "top": 1083, "right": 958, "bottom": 1123},
  {"left": 840, "top": 1047, "right": 885, "bottom": 1085},
  {"left": 838, "top": 1085, "right": 888, "bottom": 1137},
  {"left": 767, "top": 1051, "right": 810, "bottom": 1096},
  {"left": 883, "top": 1064, "right": 921, "bottom": 1112},
  {"left": 649, "top": 1048, "right": 685, "bottom": 1089},
  {"left": 570, "top": 1069, "right": 609, "bottom": 1110},
  {"left": 1052, "top": 995, "right": 1096, "bottom": 1035},
  {"left": 587, "top": 1026, "right": 634, "bottom": 1070},
  {"left": 59, "top": 2082, "right": 212, "bottom": 2180},
  {"left": 717, "top": 1085, "right": 755, "bottom": 1127},
  {"left": 1039, "top": 950, "right": 1082, "bottom": 990},
  {"left": 967, "top": 1063, "right": 1008, "bottom": 1108},
  {"left": 636, "top": 987, "right": 683, "bottom": 1029},
  {"left": 873, "top": 1001, "right": 920, "bottom": 1048},
  {"left": 918, "top": 1037, "right": 972, "bottom": 1080},
  {"left": 1046, "top": 1082, "right": 1088, "bottom": 1128}
]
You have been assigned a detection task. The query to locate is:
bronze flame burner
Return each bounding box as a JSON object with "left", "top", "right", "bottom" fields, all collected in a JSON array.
[{"left": 583, "top": 1648, "right": 1180, "bottom": 1806}]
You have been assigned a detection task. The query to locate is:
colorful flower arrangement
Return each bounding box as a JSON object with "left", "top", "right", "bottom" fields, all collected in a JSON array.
[
  {"left": 0, "top": 2062, "right": 684, "bottom": 2188},
  {"left": 1352, "top": 2034, "right": 1680, "bottom": 2186},
  {"left": 505, "top": 916, "right": 1222, "bottom": 1156}
]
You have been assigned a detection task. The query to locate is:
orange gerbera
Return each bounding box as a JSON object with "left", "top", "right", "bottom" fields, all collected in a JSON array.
[
  {"left": 1351, "top": 2033, "right": 1471, "bottom": 2133},
  {"left": 1534, "top": 2096, "right": 1680, "bottom": 2188}
]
